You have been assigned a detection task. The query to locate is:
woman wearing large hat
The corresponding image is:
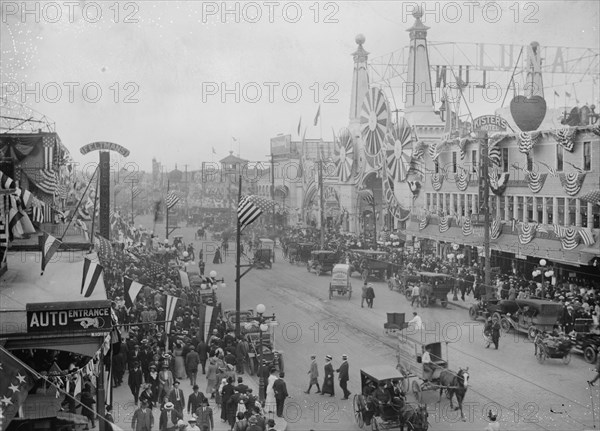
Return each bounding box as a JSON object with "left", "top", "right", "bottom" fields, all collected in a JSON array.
[{"left": 321, "top": 355, "right": 335, "bottom": 396}]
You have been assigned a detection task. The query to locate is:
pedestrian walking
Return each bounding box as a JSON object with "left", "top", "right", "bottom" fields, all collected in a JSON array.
[
  {"left": 366, "top": 283, "right": 375, "bottom": 308},
  {"left": 128, "top": 361, "right": 144, "bottom": 405},
  {"left": 483, "top": 317, "right": 493, "bottom": 348},
  {"left": 273, "top": 372, "right": 289, "bottom": 417},
  {"left": 304, "top": 354, "right": 320, "bottom": 394},
  {"left": 361, "top": 282, "right": 368, "bottom": 308},
  {"left": 195, "top": 398, "right": 214, "bottom": 431},
  {"left": 186, "top": 346, "right": 200, "bottom": 387},
  {"left": 168, "top": 380, "right": 185, "bottom": 414},
  {"left": 132, "top": 399, "right": 154, "bottom": 431},
  {"left": 199, "top": 260, "right": 205, "bottom": 276},
  {"left": 80, "top": 386, "right": 96, "bottom": 429},
  {"left": 321, "top": 355, "right": 335, "bottom": 396},
  {"left": 187, "top": 418, "right": 201, "bottom": 431},
  {"left": 411, "top": 283, "right": 421, "bottom": 307},
  {"left": 336, "top": 354, "right": 350, "bottom": 400},
  {"left": 159, "top": 402, "right": 182, "bottom": 431},
  {"left": 491, "top": 318, "right": 501, "bottom": 350},
  {"left": 213, "top": 247, "right": 222, "bottom": 264},
  {"left": 188, "top": 385, "right": 207, "bottom": 415}
]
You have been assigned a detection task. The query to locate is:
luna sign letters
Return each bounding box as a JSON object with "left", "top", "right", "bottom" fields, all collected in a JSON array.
[{"left": 26, "top": 302, "right": 111, "bottom": 333}]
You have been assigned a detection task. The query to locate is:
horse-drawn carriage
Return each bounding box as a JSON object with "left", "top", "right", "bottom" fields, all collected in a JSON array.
[
  {"left": 496, "top": 299, "right": 564, "bottom": 341},
  {"left": 287, "top": 242, "right": 315, "bottom": 265},
  {"left": 350, "top": 250, "right": 391, "bottom": 281},
  {"left": 404, "top": 272, "right": 452, "bottom": 308},
  {"left": 307, "top": 250, "right": 338, "bottom": 275},
  {"left": 329, "top": 264, "right": 352, "bottom": 299},
  {"left": 397, "top": 336, "right": 469, "bottom": 420},
  {"left": 353, "top": 365, "right": 429, "bottom": 431}
]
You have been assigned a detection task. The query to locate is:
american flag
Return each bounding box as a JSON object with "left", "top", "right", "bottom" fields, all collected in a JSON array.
[
  {"left": 237, "top": 195, "right": 277, "bottom": 230},
  {"left": 166, "top": 192, "right": 181, "bottom": 210},
  {"left": 94, "top": 234, "right": 115, "bottom": 261},
  {"left": 0, "top": 346, "right": 39, "bottom": 429},
  {"left": 36, "top": 169, "right": 58, "bottom": 195},
  {"left": 132, "top": 187, "right": 142, "bottom": 199},
  {"left": 358, "top": 189, "right": 374, "bottom": 206}
]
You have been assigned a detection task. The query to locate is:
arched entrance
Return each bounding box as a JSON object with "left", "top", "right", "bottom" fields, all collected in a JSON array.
[{"left": 357, "top": 171, "right": 383, "bottom": 240}]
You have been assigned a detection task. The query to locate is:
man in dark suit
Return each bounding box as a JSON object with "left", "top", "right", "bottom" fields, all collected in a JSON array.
[
  {"left": 159, "top": 402, "right": 182, "bottom": 431},
  {"left": 234, "top": 376, "right": 248, "bottom": 394},
  {"left": 197, "top": 339, "right": 208, "bottom": 374},
  {"left": 336, "top": 354, "right": 350, "bottom": 400},
  {"left": 168, "top": 380, "right": 185, "bottom": 414},
  {"left": 195, "top": 398, "right": 214, "bottom": 431},
  {"left": 128, "top": 361, "right": 144, "bottom": 405},
  {"left": 272, "top": 372, "right": 289, "bottom": 417},
  {"left": 187, "top": 385, "right": 207, "bottom": 415}
]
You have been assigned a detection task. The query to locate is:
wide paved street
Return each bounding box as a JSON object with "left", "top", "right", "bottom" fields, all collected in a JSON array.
[{"left": 127, "top": 218, "right": 599, "bottom": 431}]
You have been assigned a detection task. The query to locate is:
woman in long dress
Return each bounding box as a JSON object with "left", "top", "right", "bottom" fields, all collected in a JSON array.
[
  {"left": 173, "top": 342, "right": 186, "bottom": 380},
  {"left": 213, "top": 247, "right": 222, "bottom": 264},
  {"left": 206, "top": 358, "right": 218, "bottom": 398},
  {"left": 264, "top": 369, "right": 278, "bottom": 414},
  {"left": 321, "top": 356, "right": 335, "bottom": 396},
  {"left": 157, "top": 364, "right": 173, "bottom": 401}
]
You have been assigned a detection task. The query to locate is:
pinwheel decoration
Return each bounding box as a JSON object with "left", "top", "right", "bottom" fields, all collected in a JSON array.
[
  {"left": 335, "top": 128, "right": 354, "bottom": 182},
  {"left": 360, "top": 87, "right": 390, "bottom": 157},
  {"left": 385, "top": 117, "right": 413, "bottom": 182}
]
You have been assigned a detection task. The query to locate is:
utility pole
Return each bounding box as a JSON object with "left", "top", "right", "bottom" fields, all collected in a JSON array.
[
  {"left": 270, "top": 154, "right": 275, "bottom": 231},
  {"left": 371, "top": 188, "right": 377, "bottom": 244},
  {"left": 479, "top": 130, "right": 492, "bottom": 299},
  {"left": 166, "top": 179, "right": 170, "bottom": 240},
  {"left": 125, "top": 177, "right": 138, "bottom": 226},
  {"left": 319, "top": 159, "right": 325, "bottom": 248}
]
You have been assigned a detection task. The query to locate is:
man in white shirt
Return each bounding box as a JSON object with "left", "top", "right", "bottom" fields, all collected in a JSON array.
[
  {"left": 411, "top": 284, "right": 421, "bottom": 307},
  {"left": 408, "top": 312, "right": 423, "bottom": 330},
  {"left": 421, "top": 346, "right": 434, "bottom": 381}
]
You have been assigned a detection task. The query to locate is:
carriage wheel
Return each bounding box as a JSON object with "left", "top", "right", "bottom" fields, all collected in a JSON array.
[
  {"left": 362, "top": 270, "right": 369, "bottom": 281},
  {"left": 353, "top": 394, "right": 365, "bottom": 428},
  {"left": 412, "top": 380, "right": 422, "bottom": 403},
  {"left": 562, "top": 352, "right": 572, "bottom": 365},
  {"left": 584, "top": 346, "right": 597, "bottom": 364},
  {"left": 491, "top": 312, "right": 502, "bottom": 323},
  {"left": 468, "top": 306, "right": 477, "bottom": 320},
  {"left": 527, "top": 326, "right": 538, "bottom": 342}
]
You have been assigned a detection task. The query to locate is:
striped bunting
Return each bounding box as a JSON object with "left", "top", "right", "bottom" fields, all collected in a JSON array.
[
  {"left": 579, "top": 228, "right": 596, "bottom": 246},
  {"left": 132, "top": 187, "right": 143, "bottom": 199},
  {"left": 488, "top": 143, "right": 501, "bottom": 166},
  {"left": 489, "top": 170, "right": 509, "bottom": 196},
  {"left": 0, "top": 171, "right": 15, "bottom": 190},
  {"left": 553, "top": 128, "right": 575, "bottom": 152},
  {"left": 519, "top": 222, "right": 537, "bottom": 244},
  {"left": 558, "top": 172, "right": 586, "bottom": 196},
  {"left": 462, "top": 217, "right": 473, "bottom": 236},
  {"left": 553, "top": 224, "right": 566, "bottom": 239},
  {"left": 560, "top": 227, "right": 580, "bottom": 250},
  {"left": 518, "top": 131, "right": 540, "bottom": 154},
  {"left": 413, "top": 141, "right": 427, "bottom": 159},
  {"left": 431, "top": 173, "right": 443, "bottom": 191},
  {"left": 593, "top": 123, "right": 600, "bottom": 136},
  {"left": 428, "top": 142, "right": 438, "bottom": 160},
  {"left": 458, "top": 137, "right": 468, "bottom": 161},
  {"left": 123, "top": 277, "right": 144, "bottom": 309},
  {"left": 81, "top": 256, "right": 104, "bottom": 298},
  {"left": 490, "top": 218, "right": 502, "bottom": 240},
  {"left": 418, "top": 214, "right": 429, "bottom": 230},
  {"left": 0, "top": 203, "right": 8, "bottom": 253},
  {"left": 358, "top": 189, "right": 375, "bottom": 206},
  {"left": 36, "top": 169, "right": 58, "bottom": 195},
  {"left": 439, "top": 214, "right": 450, "bottom": 233},
  {"left": 525, "top": 170, "right": 547, "bottom": 193},
  {"left": 39, "top": 232, "right": 62, "bottom": 275},
  {"left": 455, "top": 167, "right": 469, "bottom": 191},
  {"left": 165, "top": 295, "right": 179, "bottom": 334},
  {"left": 199, "top": 304, "right": 220, "bottom": 344}
]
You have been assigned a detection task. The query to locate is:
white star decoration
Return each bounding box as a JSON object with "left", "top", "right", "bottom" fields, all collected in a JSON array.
[
  {"left": 8, "top": 384, "right": 19, "bottom": 393},
  {"left": 15, "top": 373, "right": 26, "bottom": 384},
  {"left": 0, "top": 396, "right": 12, "bottom": 406}
]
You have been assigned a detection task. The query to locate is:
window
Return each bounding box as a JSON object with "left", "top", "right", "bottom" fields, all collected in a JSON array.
[
  {"left": 445, "top": 193, "right": 450, "bottom": 213},
  {"left": 526, "top": 152, "right": 534, "bottom": 172},
  {"left": 581, "top": 199, "right": 588, "bottom": 228},
  {"left": 583, "top": 141, "right": 591, "bottom": 171},
  {"left": 434, "top": 161, "right": 439, "bottom": 174},
  {"left": 567, "top": 198, "right": 576, "bottom": 226},
  {"left": 467, "top": 195, "right": 472, "bottom": 216},
  {"left": 426, "top": 193, "right": 431, "bottom": 211},
  {"left": 593, "top": 203, "right": 600, "bottom": 228},
  {"left": 546, "top": 198, "right": 553, "bottom": 224},
  {"left": 452, "top": 152, "right": 457, "bottom": 174},
  {"left": 499, "top": 197, "right": 506, "bottom": 219},
  {"left": 556, "top": 145, "right": 564, "bottom": 171},
  {"left": 557, "top": 197, "right": 565, "bottom": 223},
  {"left": 472, "top": 150, "right": 478, "bottom": 173},
  {"left": 501, "top": 148, "right": 509, "bottom": 173}
]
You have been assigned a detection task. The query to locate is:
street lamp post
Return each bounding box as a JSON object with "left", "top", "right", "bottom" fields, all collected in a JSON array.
[
  {"left": 255, "top": 303, "right": 276, "bottom": 403},
  {"left": 539, "top": 259, "right": 547, "bottom": 298}
]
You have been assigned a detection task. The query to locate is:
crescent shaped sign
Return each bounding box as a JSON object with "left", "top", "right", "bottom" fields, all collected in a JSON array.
[{"left": 80, "top": 141, "right": 130, "bottom": 157}]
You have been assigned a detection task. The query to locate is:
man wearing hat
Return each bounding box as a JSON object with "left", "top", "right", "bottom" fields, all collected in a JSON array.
[
  {"left": 336, "top": 355, "right": 351, "bottom": 400},
  {"left": 168, "top": 381, "right": 185, "bottom": 414},
  {"left": 321, "top": 355, "right": 335, "bottom": 396},
  {"left": 361, "top": 282, "right": 368, "bottom": 308},
  {"left": 188, "top": 384, "right": 207, "bottom": 415},
  {"left": 132, "top": 399, "right": 154, "bottom": 431},
  {"left": 128, "top": 361, "right": 144, "bottom": 405},
  {"left": 305, "top": 354, "right": 320, "bottom": 394},
  {"left": 366, "top": 283, "right": 375, "bottom": 308},
  {"left": 186, "top": 417, "right": 201, "bottom": 431},
  {"left": 159, "top": 402, "right": 182, "bottom": 431},
  {"left": 186, "top": 345, "right": 201, "bottom": 387},
  {"left": 195, "top": 398, "right": 214, "bottom": 431}
]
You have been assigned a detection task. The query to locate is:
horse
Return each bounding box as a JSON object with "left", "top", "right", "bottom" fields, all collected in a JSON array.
[
  {"left": 438, "top": 367, "right": 469, "bottom": 420},
  {"left": 400, "top": 403, "right": 429, "bottom": 431}
]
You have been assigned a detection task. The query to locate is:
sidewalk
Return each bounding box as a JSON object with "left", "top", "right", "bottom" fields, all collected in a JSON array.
[{"left": 446, "top": 290, "right": 477, "bottom": 311}]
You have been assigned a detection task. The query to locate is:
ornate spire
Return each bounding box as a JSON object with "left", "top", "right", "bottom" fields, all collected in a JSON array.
[
  {"left": 349, "top": 34, "right": 370, "bottom": 127},
  {"left": 405, "top": 7, "right": 435, "bottom": 114}
]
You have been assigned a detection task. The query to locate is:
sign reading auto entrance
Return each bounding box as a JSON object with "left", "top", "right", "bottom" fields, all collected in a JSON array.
[{"left": 26, "top": 300, "right": 111, "bottom": 333}]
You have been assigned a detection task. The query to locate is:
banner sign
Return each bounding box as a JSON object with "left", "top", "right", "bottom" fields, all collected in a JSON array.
[
  {"left": 80, "top": 141, "right": 130, "bottom": 157},
  {"left": 472, "top": 115, "right": 509, "bottom": 132},
  {"left": 26, "top": 301, "right": 112, "bottom": 333},
  {"left": 270, "top": 134, "right": 291, "bottom": 156}
]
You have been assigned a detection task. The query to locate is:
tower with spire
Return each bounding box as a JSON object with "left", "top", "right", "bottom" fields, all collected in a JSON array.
[{"left": 349, "top": 34, "right": 370, "bottom": 138}]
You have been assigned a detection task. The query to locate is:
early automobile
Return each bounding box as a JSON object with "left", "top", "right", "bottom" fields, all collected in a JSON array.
[
  {"left": 253, "top": 238, "right": 274, "bottom": 269},
  {"left": 329, "top": 264, "right": 352, "bottom": 299},
  {"left": 495, "top": 299, "right": 564, "bottom": 340},
  {"left": 350, "top": 250, "right": 391, "bottom": 281},
  {"left": 307, "top": 250, "right": 339, "bottom": 275},
  {"left": 353, "top": 365, "right": 429, "bottom": 431},
  {"left": 468, "top": 298, "right": 503, "bottom": 321},
  {"left": 569, "top": 318, "right": 600, "bottom": 364},
  {"left": 411, "top": 272, "right": 452, "bottom": 308}
]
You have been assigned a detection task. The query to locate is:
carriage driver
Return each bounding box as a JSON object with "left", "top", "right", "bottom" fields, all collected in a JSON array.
[
  {"left": 372, "top": 381, "right": 391, "bottom": 406},
  {"left": 422, "top": 346, "right": 436, "bottom": 382}
]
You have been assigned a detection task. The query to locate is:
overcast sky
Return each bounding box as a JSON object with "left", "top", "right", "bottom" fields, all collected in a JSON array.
[{"left": 1, "top": 1, "right": 598, "bottom": 172}]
